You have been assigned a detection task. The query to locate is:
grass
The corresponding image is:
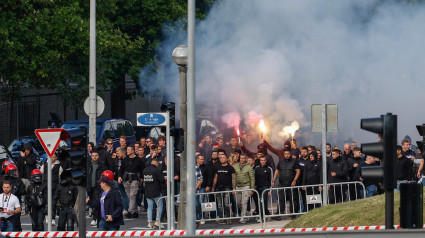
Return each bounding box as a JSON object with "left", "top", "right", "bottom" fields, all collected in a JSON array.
[{"left": 284, "top": 191, "right": 424, "bottom": 228}]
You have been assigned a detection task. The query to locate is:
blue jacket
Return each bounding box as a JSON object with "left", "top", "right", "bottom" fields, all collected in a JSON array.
[{"left": 89, "top": 187, "right": 124, "bottom": 227}]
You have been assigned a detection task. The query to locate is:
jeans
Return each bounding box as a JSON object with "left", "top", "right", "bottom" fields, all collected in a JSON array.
[
  {"left": 1, "top": 217, "right": 15, "bottom": 231},
  {"left": 98, "top": 218, "right": 120, "bottom": 231},
  {"left": 395, "top": 180, "right": 408, "bottom": 192},
  {"left": 147, "top": 196, "right": 163, "bottom": 222},
  {"left": 118, "top": 183, "right": 129, "bottom": 210},
  {"left": 216, "top": 188, "right": 232, "bottom": 218},
  {"left": 196, "top": 188, "right": 206, "bottom": 220}
]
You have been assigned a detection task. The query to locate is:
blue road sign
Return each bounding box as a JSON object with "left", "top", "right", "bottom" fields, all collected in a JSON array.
[{"left": 137, "top": 113, "right": 167, "bottom": 126}]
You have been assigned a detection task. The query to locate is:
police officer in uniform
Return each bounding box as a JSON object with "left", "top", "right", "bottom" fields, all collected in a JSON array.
[
  {"left": 25, "top": 169, "right": 47, "bottom": 231},
  {"left": 55, "top": 170, "right": 78, "bottom": 231}
]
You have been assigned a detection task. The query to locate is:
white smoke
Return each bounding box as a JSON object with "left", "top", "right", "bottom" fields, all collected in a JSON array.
[{"left": 140, "top": 0, "right": 425, "bottom": 147}]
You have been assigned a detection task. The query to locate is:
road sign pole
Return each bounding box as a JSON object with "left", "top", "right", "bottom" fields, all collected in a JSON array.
[
  {"left": 321, "top": 104, "right": 328, "bottom": 206},
  {"left": 47, "top": 155, "right": 52, "bottom": 231},
  {"left": 166, "top": 112, "right": 172, "bottom": 229}
]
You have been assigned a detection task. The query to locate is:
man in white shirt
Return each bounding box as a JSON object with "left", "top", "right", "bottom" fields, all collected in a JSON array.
[{"left": 0, "top": 181, "right": 21, "bottom": 231}]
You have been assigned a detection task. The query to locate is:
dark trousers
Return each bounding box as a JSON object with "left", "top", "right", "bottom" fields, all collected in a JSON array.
[
  {"left": 253, "top": 187, "right": 270, "bottom": 219},
  {"left": 348, "top": 183, "right": 361, "bottom": 201},
  {"left": 30, "top": 207, "right": 45, "bottom": 231},
  {"left": 328, "top": 184, "right": 347, "bottom": 204},
  {"left": 278, "top": 185, "right": 299, "bottom": 214},
  {"left": 57, "top": 206, "right": 75, "bottom": 231}
]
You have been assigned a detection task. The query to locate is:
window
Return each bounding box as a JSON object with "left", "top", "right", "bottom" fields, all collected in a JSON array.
[{"left": 103, "top": 122, "right": 114, "bottom": 140}]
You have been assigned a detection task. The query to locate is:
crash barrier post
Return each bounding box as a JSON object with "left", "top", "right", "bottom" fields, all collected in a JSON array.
[
  {"left": 157, "top": 189, "right": 262, "bottom": 230},
  {"left": 262, "top": 181, "right": 366, "bottom": 228}
]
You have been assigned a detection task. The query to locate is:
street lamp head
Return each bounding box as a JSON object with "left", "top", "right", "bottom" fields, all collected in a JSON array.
[{"left": 172, "top": 45, "right": 188, "bottom": 67}]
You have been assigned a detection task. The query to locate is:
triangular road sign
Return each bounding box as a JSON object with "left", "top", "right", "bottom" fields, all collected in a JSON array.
[{"left": 34, "top": 129, "right": 64, "bottom": 157}]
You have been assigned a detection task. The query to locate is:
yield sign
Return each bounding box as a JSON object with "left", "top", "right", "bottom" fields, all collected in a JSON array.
[{"left": 34, "top": 129, "right": 64, "bottom": 157}]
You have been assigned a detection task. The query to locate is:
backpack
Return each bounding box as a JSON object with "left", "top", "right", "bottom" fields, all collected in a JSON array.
[
  {"left": 58, "top": 185, "right": 74, "bottom": 206},
  {"left": 30, "top": 184, "right": 47, "bottom": 207}
]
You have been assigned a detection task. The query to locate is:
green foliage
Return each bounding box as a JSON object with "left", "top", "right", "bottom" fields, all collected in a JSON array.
[{"left": 0, "top": 0, "right": 216, "bottom": 106}]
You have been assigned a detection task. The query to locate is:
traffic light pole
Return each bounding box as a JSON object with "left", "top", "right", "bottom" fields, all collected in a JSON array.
[
  {"left": 383, "top": 114, "right": 396, "bottom": 229},
  {"left": 78, "top": 186, "right": 87, "bottom": 238},
  {"left": 88, "top": 0, "right": 97, "bottom": 144},
  {"left": 166, "top": 112, "right": 176, "bottom": 230}
]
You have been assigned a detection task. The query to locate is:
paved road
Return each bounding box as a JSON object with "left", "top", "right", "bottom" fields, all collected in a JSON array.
[{"left": 18, "top": 210, "right": 289, "bottom": 231}]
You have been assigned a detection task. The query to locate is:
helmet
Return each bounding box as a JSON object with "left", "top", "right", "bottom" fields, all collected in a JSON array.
[
  {"left": 5, "top": 164, "right": 18, "bottom": 177},
  {"left": 101, "top": 170, "right": 114, "bottom": 180},
  {"left": 31, "top": 169, "right": 43, "bottom": 183},
  {"left": 2, "top": 161, "right": 12, "bottom": 172}
]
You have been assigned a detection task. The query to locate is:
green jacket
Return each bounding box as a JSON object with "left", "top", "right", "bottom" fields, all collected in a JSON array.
[{"left": 233, "top": 163, "right": 255, "bottom": 189}]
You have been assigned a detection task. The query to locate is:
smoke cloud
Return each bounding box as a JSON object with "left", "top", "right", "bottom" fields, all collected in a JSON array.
[{"left": 139, "top": 0, "right": 425, "bottom": 147}]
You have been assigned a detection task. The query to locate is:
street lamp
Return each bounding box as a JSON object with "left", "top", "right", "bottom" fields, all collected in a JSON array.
[{"left": 172, "top": 45, "right": 188, "bottom": 230}]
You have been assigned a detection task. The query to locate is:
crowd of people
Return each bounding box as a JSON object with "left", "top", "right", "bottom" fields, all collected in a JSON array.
[{"left": 0, "top": 132, "right": 423, "bottom": 231}]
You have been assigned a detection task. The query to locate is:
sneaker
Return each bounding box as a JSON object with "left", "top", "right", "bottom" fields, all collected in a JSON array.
[
  {"left": 154, "top": 220, "right": 160, "bottom": 227},
  {"left": 51, "top": 220, "right": 56, "bottom": 226},
  {"left": 123, "top": 210, "right": 129, "bottom": 216},
  {"left": 132, "top": 212, "right": 138, "bottom": 218},
  {"left": 125, "top": 212, "right": 133, "bottom": 219},
  {"left": 147, "top": 222, "right": 154, "bottom": 229},
  {"left": 256, "top": 217, "right": 261, "bottom": 223},
  {"left": 200, "top": 219, "right": 205, "bottom": 225},
  {"left": 90, "top": 220, "right": 97, "bottom": 227},
  {"left": 239, "top": 218, "right": 247, "bottom": 224},
  {"left": 271, "top": 216, "right": 281, "bottom": 221},
  {"left": 226, "top": 219, "right": 232, "bottom": 225}
]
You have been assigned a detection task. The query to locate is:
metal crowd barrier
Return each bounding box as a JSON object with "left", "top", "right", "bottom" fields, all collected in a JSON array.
[
  {"left": 157, "top": 189, "right": 262, "bottom": 230},
  {"left": 261, "top": 181, "right": 366, "bottom": 228}
]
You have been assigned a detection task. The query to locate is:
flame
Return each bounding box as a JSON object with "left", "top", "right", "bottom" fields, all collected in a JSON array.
[
  {"left": 280, "top": 121, "right": 300, "bottom": 138},
  {"left": 259, "top": 119, "right": 266, "bottom": 133},
  {"left": 236, "top": 128, "right": 240, "bottom": 137}
]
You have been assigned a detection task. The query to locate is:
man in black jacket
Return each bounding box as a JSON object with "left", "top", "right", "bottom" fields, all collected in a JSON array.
[
  {"left": 346, "top": 147, "right": 364, "bottom": 200},
  {"left": 142, "top": 159, "right": 165, "bottom": 229},
  {"left": 118, "top": 146, "right": 145, "bottom": 218},
  {"left": 302, "top": 151, "right": 322, "bottom": 211},
  {"left": 87, "top": 176, "right": 124, "bottom": 231},
  {"left": 328, "top": 149, "right": 348, "bottom": 204},
  {"left": 253, "top": 156, "right": 273, "bottom": 222},
  {"left": 272, "top": 149, "right": 301, "bottom": 217},
  {"left": 18, "top": 143, "right": 38, "bottom": 189},
  {"left": 395, "top": 145, "right": 413, "bottom": 191}
]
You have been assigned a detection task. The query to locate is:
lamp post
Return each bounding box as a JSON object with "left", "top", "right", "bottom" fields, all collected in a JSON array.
[{"left": 172, "top": 45, "right": 188, "bottom": 230}]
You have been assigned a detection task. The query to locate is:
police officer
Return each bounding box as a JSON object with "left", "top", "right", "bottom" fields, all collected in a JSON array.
[
  {"left": 25, "top": 169, "right": 47, "bottom": 231},
  {"left": 1, "top": 164, "right": 25, "bottom": 231},
  {"left": 55, "top": 170, "right": 78, "bottom": 231}
]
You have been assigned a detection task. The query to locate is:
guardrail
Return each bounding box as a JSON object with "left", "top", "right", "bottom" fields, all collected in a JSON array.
[
  {"left": 261, "top": 181, "right": 366, "bottom": 228},
  {"left": 157, "top": 189, "right": 262, "bottom": 229}
]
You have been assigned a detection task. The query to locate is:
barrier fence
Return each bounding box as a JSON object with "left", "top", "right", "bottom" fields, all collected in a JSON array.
[
  {"left": 154, "top": 181, "right": 365, "bottom": 229},
  {"left": 157, "top": 189, "right": 262, "bottom": 230},
  {"left": 261, "top": 181, "right": 366, "bottom": 228}
]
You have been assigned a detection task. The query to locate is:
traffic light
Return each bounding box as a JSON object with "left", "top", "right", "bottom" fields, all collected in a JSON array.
[
  {"left": 59, "top": 127, "right": 87, "bottom": 186},
  {"left": 173, "top": 128, "right": 185, "bottom": 153},
  {"left": 161, "top": 102, "right": 176, "bottom": 129},
  {"left": 416, "top": 124, "right": 425, "bottom": 152},
  {"left": 360, "top": 113, "right": 397, "bottom": 190}
]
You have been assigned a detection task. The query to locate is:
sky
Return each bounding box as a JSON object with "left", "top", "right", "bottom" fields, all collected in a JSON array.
[{"left": 139, "top": 0, "right": 425, "bottom": 148}]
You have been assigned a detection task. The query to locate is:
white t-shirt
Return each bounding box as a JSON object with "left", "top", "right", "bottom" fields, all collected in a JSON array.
[{"left": 0, "top": 193, "right": 20, "bottom": 218}]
